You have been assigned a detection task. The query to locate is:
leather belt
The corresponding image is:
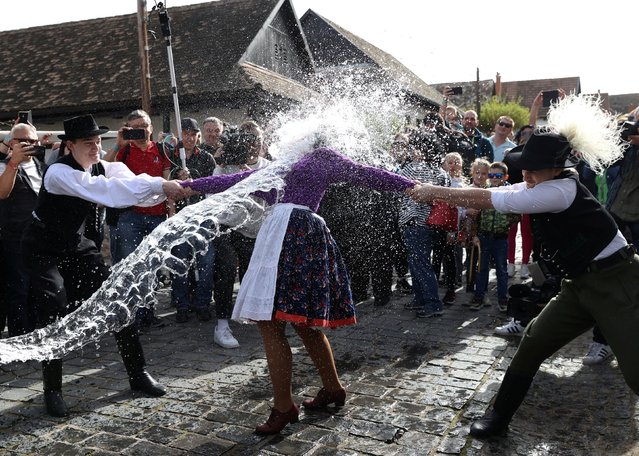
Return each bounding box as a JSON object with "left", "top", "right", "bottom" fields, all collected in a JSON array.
[{"left": 584, "top": 244, "right": 636, "bottom": 274}]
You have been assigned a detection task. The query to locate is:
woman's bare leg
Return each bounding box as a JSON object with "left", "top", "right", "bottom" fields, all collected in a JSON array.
[
  {"left": 258, "top": 320, "right": 294, "bottom": 411},
  {"left": 294, "top": 325, "right": 342, "bottom": 391}
]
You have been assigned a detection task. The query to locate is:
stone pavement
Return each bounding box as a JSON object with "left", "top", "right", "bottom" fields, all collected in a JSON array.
[{"left": 0, "top": 273, "right": 637, "bottom": 456}]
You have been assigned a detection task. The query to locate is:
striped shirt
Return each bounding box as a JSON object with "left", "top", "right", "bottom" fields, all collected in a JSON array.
[{"left": 397, "top": 161, "right": 450, "bottom": 227}]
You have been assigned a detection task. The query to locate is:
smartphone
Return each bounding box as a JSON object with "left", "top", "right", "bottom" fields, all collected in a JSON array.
[
  {"left": 123, "top": 128, "right": 146, "bottom": 140},
  {"left": 18, "top": 110, "right": 32, "bottom": 124},
  {"left": 542, "top": 90, "right": 559, "bottom": 108},
  {"left": 450, "top": 86, "right": 463, "bottom": 95}
]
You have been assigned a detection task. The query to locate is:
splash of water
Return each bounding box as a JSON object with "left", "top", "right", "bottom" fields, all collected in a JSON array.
[{"left": 0, "top": 79, "right": 409, "bottom": 364}]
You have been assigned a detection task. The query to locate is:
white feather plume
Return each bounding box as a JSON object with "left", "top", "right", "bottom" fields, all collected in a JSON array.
[{"left": 546, "top": 93, "right": 626, "bottom": 174}]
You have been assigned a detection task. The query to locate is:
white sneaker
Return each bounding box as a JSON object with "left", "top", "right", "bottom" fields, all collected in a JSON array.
[
  {"left": 520, "top": 264, "right": 530, "bottom": 279},
  {"left": 507, "top": 263, "right": 516, "bottom": 277},
  {"left": 494, "top": 319, "right": 525, "bottom": 337},
  {"left": 582, "top": 342, "right": 613, "bottom": 365},
  {"left": 214, "top": 325, "right": 240, "bottom": 349}
]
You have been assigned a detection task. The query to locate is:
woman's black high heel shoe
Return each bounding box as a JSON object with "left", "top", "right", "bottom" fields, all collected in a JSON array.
[
  {"left": 301, "top": 387, "right": 346, "bottom": 409},
  {"left": 255, "top": 404, "right": 299, "bottom": 434}
]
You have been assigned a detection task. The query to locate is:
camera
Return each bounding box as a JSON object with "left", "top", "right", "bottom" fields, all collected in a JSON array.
[
  {"left": 217, "top": 126, "right": 256, "bottom": 166},
  {"left": 123, "top": 128, "right": 146, "bottom": 140},
  {"left": 542, "top": 90, "right": 559, "bottom": 108},
  {"left": 25, "top": 145, "right": 46, "bottom": 161},
  {"left": 620, "top": 121, "right": 639, "bottom": 141},
  {"left": 450, "top": 86, "right": 463, "bottom": 95}
]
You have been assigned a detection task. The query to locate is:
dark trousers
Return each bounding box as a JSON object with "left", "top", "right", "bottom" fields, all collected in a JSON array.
[
  {"left": 0, "top": 244, "right": 6, "bottom": 336},
  {"left": 22, "top": 231, "right": 148, "bottom": 383},
  {"left": 510, "top": 256, "right": 639, "bottom": 394},
  {"left": 1, "top": 240, "right": 35, "bottom": 336},
  {"left": 213, "top": 231, "right": 255, "bottom": 319},
  {"left": 391, "top": 223, "right": 409, "bottom": 278},
  {"left": 431, "top": 228, "right": 457, "bottom": 291},
  {"left": 342, "top": 241, "right": 393, "bottom": 302}
]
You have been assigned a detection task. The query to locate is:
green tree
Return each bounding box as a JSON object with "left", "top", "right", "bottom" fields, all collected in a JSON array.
[{"left": 475, "top": 96, "right": 530, "bottom": 135}]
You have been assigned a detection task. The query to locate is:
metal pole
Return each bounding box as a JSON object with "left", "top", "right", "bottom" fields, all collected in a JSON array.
[
  {"left": 157, "top": 3, "right": 187, "bottom": 170},
  {"left": 475, "top": 67, "right": 480, "bottom": 118},
  {"left": 137, "top": 0, "right": 152, "bottom": 114}
]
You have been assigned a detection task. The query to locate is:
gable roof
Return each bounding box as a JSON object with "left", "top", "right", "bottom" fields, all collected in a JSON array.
[
  {"left": 499, "top": 76, "right": 583, "bottom": 115},
  {"left": 431, "top": 76, "right": 592, "bottom": 116},
  {"left": 0, "top": 0, "right": 315, "bottom": 119},
  {"left": 300, "top": 10, "right": 442, "bottom": 107}
]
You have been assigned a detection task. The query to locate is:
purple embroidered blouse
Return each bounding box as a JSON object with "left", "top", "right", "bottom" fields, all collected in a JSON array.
[{"left": 182, "top": 148, "right": 414, "bottom": 211}]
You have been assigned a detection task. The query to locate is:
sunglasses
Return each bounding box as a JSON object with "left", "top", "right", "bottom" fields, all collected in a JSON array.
[
  {"left": 498, "top": 121, "right": 513, "bottom": 129},
  {"left": 488, "top": 172, "right": 504, "bottom": 179}
]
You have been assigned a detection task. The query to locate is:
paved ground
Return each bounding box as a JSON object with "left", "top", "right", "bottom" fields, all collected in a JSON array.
[{"left": 0, "top": 271, "right": 637, "bottom": 456}]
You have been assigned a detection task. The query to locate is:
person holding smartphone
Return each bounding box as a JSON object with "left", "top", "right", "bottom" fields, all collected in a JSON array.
[
  {"left": 106, "top": 110, "right": 173, "bottom": 329},
  {"left": 0, "top": 122, "right": 45, "bottom": 337}
]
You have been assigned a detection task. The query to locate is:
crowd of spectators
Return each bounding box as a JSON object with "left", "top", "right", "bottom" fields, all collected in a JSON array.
[{"left": 0, "top": 92, "right": 636, "bottom": 418}]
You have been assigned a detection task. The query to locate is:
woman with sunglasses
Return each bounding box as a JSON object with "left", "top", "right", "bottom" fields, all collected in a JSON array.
[{"left": 408, "top": 94, "right": 639, "bottom": 438}]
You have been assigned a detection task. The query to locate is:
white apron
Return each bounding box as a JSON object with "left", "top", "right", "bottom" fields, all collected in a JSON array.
[{"left": 232, "top": 203, "right": 310, "bottom": 322}]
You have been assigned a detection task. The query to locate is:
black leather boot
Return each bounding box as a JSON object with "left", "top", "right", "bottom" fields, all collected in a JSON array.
[
  {"left": 470, "top": 369, "right": 533, "bottom": 438},
  {"left": 42, "top": 359, "right": 68, "bottom": 417},
  {"left": 115, "top": 325, "right": 166, "bottom": 397}
]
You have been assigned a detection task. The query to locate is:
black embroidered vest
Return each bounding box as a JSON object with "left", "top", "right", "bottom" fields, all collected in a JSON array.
[
  {"left": 0, "top": 159, "right": 43, "bottom": 242},
  {"left": 531, "top": 170, "right": 618, "bottom": 277},
  {"left": 33, "top": 155, "right": 105, "bottom": 251}
]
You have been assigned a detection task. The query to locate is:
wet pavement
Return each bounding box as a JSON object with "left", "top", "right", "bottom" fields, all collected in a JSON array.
[{"left": 0, "top": 272, "right": 637, "bottom": 455}]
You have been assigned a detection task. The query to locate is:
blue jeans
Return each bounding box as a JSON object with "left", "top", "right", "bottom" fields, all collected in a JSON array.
[
  {"left": 171, "top": 240, "right": 216, "bottom": 312},
  {"left": 110, "top": 210, "right": 166, "bottom": 264},
  {"left": 110, "top": 210, "right": 166, "bottom": 325},
  {"left": 402, "top": 225, "right": 443, "bottom": 313},
  {"left": 475, "top": 235, "right": 508, "bottom": 299}
]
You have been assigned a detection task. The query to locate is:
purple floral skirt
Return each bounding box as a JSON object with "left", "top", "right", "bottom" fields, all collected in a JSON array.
[{"left": 273, "top": 208, "right": 356, "bottom": 327}]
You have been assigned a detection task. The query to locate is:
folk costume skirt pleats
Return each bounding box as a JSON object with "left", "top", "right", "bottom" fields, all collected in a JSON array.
[{"left": 233, "top": 204, "right": 355, "bottom": 328}]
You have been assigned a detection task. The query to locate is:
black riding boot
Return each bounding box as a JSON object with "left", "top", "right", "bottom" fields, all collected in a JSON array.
[
  {"left": 115, "top": 325, "right": 166, "bottom": 397},
  {"left": 470, "top": 369, "right": 533, "bottom": 438},
  {"left": 42, "top": 359, "right": 68, "bottom": 417}
]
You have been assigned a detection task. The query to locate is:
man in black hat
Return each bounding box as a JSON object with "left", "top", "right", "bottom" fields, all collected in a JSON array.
[
  {"left": 409, "top": 94, "right": 639, "bottom": 438},
  {"left": 21, "top": 114, "right": 186, "bottom": 417}
]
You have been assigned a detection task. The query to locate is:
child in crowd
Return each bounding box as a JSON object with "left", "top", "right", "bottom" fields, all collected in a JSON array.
[
  {"left": 431, "top": 152, "right": 465, "bottom": 304},
  {"left": 462, "top": 158, "right": 490, "bottom": 294},
  {"left": 470, "top": 162, "right": 519, "bottom": 311}
]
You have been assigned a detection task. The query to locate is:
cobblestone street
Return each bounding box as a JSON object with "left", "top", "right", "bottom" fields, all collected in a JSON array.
[{"left": 0, "top": 277, "right": 637, "bottom": 455}]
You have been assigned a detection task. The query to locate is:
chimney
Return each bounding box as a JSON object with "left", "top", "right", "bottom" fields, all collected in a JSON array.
[{"left": 495, "top": 72, "right": 501, "bottom": 97}]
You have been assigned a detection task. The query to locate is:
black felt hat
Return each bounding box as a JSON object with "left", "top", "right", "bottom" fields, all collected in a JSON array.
[
  {"left": 506, "top": 130, "right": 579, "bottom": 170},
  {"left": 58, "top": 115, "right": 109, "bottom": 140}
]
